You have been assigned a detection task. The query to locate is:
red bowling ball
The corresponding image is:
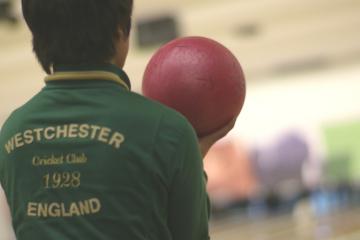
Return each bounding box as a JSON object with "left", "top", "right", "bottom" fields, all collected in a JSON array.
[{"left": 142, "top": 36, "right": 246, "bottom": 136}]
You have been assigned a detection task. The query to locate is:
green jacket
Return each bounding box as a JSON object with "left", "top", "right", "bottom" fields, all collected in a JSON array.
[{"left": 0, "top": 65, "right": 210, "bottom": 240}]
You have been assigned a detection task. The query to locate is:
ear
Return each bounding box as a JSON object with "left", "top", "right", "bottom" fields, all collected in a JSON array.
[
  {"left": 111, "top": 28, "right": 130, "bottom": 68},
  {"left": 117, "top": 27, "right": 130, "bottom": 41}
]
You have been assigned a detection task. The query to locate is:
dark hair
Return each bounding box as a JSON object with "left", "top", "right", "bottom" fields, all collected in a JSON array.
[{"left": 22, "top": 0, "right": 133, "bottom": 73}]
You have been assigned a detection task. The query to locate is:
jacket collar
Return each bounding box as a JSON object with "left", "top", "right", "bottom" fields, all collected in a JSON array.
[{"left": 44, "top": 64, "right": 131, "bottom": 91}]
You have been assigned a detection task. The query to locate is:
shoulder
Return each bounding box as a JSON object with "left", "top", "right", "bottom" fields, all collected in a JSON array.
[
  {"left": 129, "top": 91, "right": 199, "bottom": 153},
  {"left": 136, "top": 92, "right": 195, "bottom": 136},
  {"left": 0, "top": 97, "right": 38, "bottom": 136},
  {"left": 0, "top": 89, "right": 46, "bottom": 146},
  {"left": 0, "top": 109, "right": 22, "bottom": 141}
]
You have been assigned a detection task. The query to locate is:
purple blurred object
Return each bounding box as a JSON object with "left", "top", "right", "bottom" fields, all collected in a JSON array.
[{"left": 251, "top": 132, "right": 309, "bottom": 188}]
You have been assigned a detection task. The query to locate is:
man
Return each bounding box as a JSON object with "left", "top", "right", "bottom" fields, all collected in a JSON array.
[{"left": 0, "top": 0, "right": 234, "bottom": 239}]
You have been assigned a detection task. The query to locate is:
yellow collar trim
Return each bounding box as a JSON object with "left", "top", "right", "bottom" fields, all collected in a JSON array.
[{"left": 45, "top": 71, "right": 130, "bottom": 91}]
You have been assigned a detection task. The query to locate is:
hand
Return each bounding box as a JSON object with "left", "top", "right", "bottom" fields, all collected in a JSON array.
[{"left": 198, "top": 118, "right": 237, "bottom": 157}]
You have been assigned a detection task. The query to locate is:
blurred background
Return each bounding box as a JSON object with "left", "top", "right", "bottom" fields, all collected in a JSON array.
[{"left": 1, "top": 0, "right": 360, "bottom": 239}]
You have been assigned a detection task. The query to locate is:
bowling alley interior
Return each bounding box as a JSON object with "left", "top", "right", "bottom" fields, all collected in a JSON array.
[{"left": 1, "top": 0, "right": 360, "bottom": 239}]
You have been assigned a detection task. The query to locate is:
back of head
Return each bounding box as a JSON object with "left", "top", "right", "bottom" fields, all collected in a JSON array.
[{"left": 22, "top": 0, "right": 133, "bottom": 73}]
